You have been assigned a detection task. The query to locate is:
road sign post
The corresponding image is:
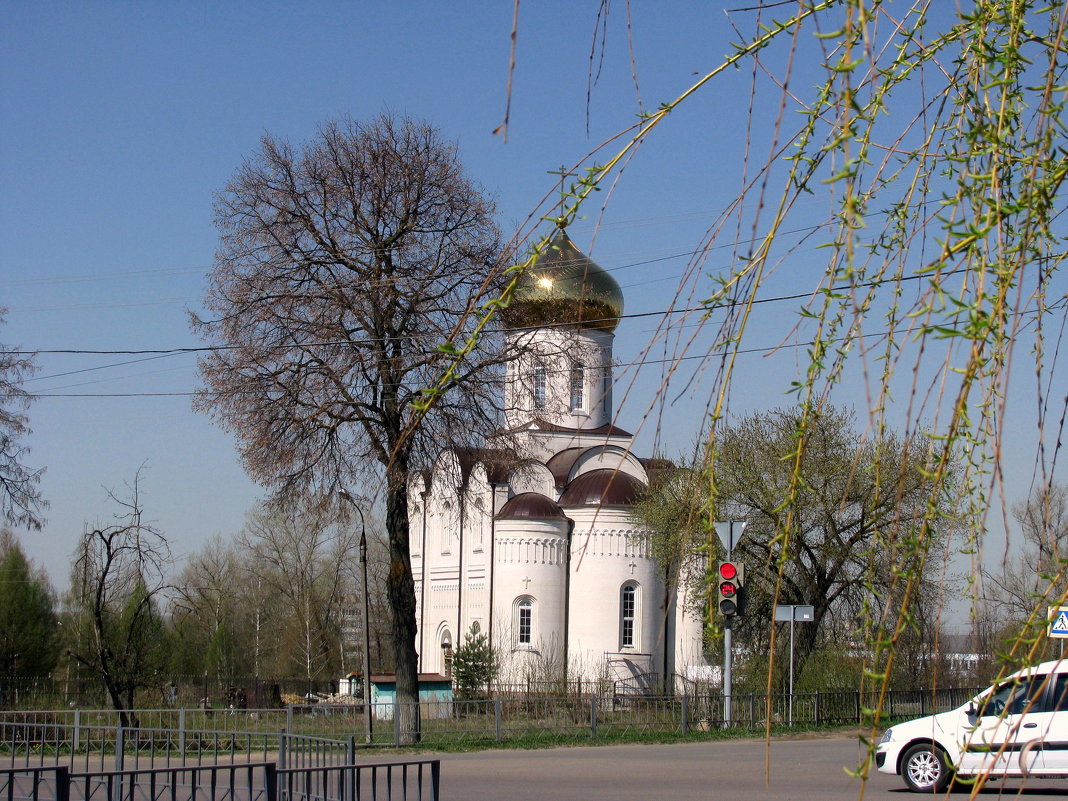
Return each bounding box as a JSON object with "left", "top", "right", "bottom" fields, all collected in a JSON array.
[
  {"left": 774, "top": 604, "right": 814, "bottom": 726},
  {"left": 1049, "top": 607, "right": 1068, "bottom": 638}
]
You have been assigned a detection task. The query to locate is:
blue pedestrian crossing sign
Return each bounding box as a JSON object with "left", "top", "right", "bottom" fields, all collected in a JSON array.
[{"left": 1049, "top": 607, "right": 1068, "bottom": 638}]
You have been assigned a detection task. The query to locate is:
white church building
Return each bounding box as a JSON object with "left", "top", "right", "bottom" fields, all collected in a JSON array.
[{"left": 409, "top": 229, "right": 708, "bottom": 688}]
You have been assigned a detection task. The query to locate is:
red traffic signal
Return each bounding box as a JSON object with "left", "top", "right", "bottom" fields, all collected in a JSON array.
[{"left": 717, "top": 561, "right": 744, "bottom": 616}]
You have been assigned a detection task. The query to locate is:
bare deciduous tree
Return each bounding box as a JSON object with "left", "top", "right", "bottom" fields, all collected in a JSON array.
[
  {"left": 193, "top": 114, "right": 507, "bottom": 741},
  {"left": 1014, "top": 483, "right": 1068, "bottom": 579},
  {"left": 169, "top": 535, "right": 252, "bottom": 679},
  {"left": 0, "top": 311, "right": 44, "bottom": 530},
  {"left": 981, "top": 482, "right": 1068, "bottom": 630},
  {"left": 238, "top": 502, "right": 357, "bottom": 682},
  {"left": 65, "top": 473, "right": 170, "bottom": 727},
  {"left": 167, "top": 498, "right": 394, "bottom": 687}
]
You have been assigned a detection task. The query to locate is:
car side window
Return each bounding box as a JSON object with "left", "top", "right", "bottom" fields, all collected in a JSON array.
[
  {"left": 984, "top": 676, "right": 1048, "bottom": 716},
  {"left": 1051, "top": 674, "right": 1068, "bottom": 711}
]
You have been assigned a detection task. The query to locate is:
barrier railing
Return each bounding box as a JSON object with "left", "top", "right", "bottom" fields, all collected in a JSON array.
[
  {"left": 278, "top": 760, "right": 440, "bottom": 801},
  {"left": 0, "top": 722, "right": 352, "bottom": 773},
  {"left": 0, "top": 759, "right": 441, "bottom": 801},
  {"left": 0, "top": 766, "right": 69, "bottom": 801},
  {"left": 0, "top": 684, "right": 982, "bottom": 755},
  {"left": 389, "top": 686, "right": 982, "bottom": 746}
]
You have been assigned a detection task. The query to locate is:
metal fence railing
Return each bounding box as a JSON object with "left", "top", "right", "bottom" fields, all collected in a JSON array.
[
  {"left": 279, "top": 761, "right": 440, "bottom": 801},
  {"left": 397, "top": 686, "right": 983, "bottom": 746},
  {"left": 0, "top": 707, "right": 364, "bottom": 739},
  {"left": 0, "top": 759, "right": 441, "bottom": 801},
  {"left": 0, "top": 684, "right": 983, "bottom": 757},
  {"left": 0, "top": 675, "right": 340, "bottom": 711},
  {"left": 0, "top": 766, "right": 69, "bottom": 801},
  {"left": 0, "top": 720, "right": 353, "bottom": 774}
]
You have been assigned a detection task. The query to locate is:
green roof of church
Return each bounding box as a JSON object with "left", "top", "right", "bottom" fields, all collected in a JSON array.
[{"left": 502, "top": 229, "right": 623, "bottom": 332}]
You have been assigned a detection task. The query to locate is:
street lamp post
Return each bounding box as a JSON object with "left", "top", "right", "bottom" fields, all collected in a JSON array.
[{"left": 338, "top": 489, "right": 373, "bottom": 744}]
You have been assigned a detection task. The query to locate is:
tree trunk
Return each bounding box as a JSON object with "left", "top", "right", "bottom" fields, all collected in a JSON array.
[
  {"left": 102, "top": 671, "right": 130, "bottom": 727},
  {"left": 385, "top": 464, "right": 421, "bottom": 744}
]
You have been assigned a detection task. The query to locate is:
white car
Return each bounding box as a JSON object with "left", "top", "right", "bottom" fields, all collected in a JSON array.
[{"left": 877, "top": 660, "right": 1068, "bottom": 792}]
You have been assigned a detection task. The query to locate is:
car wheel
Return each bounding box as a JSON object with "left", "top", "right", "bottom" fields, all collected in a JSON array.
[{"left": 902, "top": 743, "right": 953, "bottom": 793}]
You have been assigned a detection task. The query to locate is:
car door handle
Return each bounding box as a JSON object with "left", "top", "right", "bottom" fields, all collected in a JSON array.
[{"left": 1023, "top": 723, "right": 1038, "bottom": 728}]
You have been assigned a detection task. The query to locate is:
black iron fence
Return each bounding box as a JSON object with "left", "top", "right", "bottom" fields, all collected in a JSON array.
[
  {"left": 0, "top": 759, "right": 440, "bottom": 801},
  {"left": 279, "top": 761, "right": 439, "bottom": 801}
]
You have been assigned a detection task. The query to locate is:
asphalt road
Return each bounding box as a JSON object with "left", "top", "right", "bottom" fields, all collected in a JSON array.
[{"left": 418, "top": 736, "right": 1068, "bottom": 800}]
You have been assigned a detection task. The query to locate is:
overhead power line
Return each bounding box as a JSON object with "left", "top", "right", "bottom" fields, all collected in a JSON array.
[
  {"left": 27, "top": 295, "right": 1067, "bottom": 399},
  {"left": 17, "top": 260, "right": 1001, "bottom": 359},
  {"left": 20, "top": 331, "right": 888, "bottom": 398},
  {"left": 18, "top": 263, "right": 1067, "bottom": 395}
]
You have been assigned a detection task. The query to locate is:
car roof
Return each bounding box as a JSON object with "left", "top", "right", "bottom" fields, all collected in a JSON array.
[{"left": 1004, "top": 659, "right": 1068, "bottom": 680}]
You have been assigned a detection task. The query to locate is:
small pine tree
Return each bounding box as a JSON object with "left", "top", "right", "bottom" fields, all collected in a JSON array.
[{"left": 450, "top": 622, "right": 496, "bottom": 700}]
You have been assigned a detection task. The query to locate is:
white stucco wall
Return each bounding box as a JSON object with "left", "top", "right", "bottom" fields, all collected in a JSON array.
[
  {"left": 564, "top": 506, "right": 664, "bottom": 680},
  {"left": 492, "top": 516, "right": 570, "bottom": 678},
  {"left": 504, "top": 327, "right": 615, "bottom": 438}
]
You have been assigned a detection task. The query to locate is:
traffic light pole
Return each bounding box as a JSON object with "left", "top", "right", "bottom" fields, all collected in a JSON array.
[
  {"left": 723, "top": 617, "right": 733, "bottom": 727},
  {"left": 723, "top": 527, "right": 733, "bottom": 729},
  {"left": 789, "top": 613, "right": 795, "bottom": 726},
  {"left": 714, "top": 521, "right": 745, "bottom": 730}
]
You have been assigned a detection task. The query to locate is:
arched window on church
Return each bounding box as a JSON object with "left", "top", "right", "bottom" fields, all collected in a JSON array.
[
  {"left": 515, "top": 596, "right": 534, "bottom": 647},
  {"left": 410, "top": 502, "right": 422, "bottom": 557},
  {"left": 569, "top": 363, "right": 585, "bottom": 411},
  {"left": 533, "top": 363, "right": 547, "bottom": 410},
  {"left": 440, "top": 500, "right": 452, "bottom": 555},
  {"left": 620, "top": 582, "right": 639, "bottom": 649}
]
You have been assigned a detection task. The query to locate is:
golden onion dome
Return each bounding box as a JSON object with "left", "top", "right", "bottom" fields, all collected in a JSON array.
[{"left": 502, "top": 229, "right": 624, "bottom": 332}]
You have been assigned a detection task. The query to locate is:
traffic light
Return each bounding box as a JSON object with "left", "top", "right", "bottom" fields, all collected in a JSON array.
[{"left": 717, "top": 561, "right": 744, "bottom": 616}]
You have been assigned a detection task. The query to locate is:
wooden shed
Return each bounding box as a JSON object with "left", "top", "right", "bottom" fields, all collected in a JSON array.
[{"left": 369, "top": 673, "right": 453, "bottom": 719}]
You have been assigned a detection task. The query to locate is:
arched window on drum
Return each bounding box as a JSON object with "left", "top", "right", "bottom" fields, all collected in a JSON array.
[
  {"left": 514, "top": 596, "right": 534, "bottom": 648},
  {"left": 620, "top": 582, "right": 639, "bottom": 650},
  {"left": 569, "top": 363, "right": 585, "bottom": 411},
  {"left": 533, "top": 363, "right": 547, "bottom": 410}
]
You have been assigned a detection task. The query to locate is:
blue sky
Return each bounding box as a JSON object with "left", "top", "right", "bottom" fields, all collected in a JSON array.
[
  {"left": 2, "top": 2, "right": 1063, "bottom": 596},
  {"left": 0, "top": 1, "right": 746, "bottom": 584}
]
